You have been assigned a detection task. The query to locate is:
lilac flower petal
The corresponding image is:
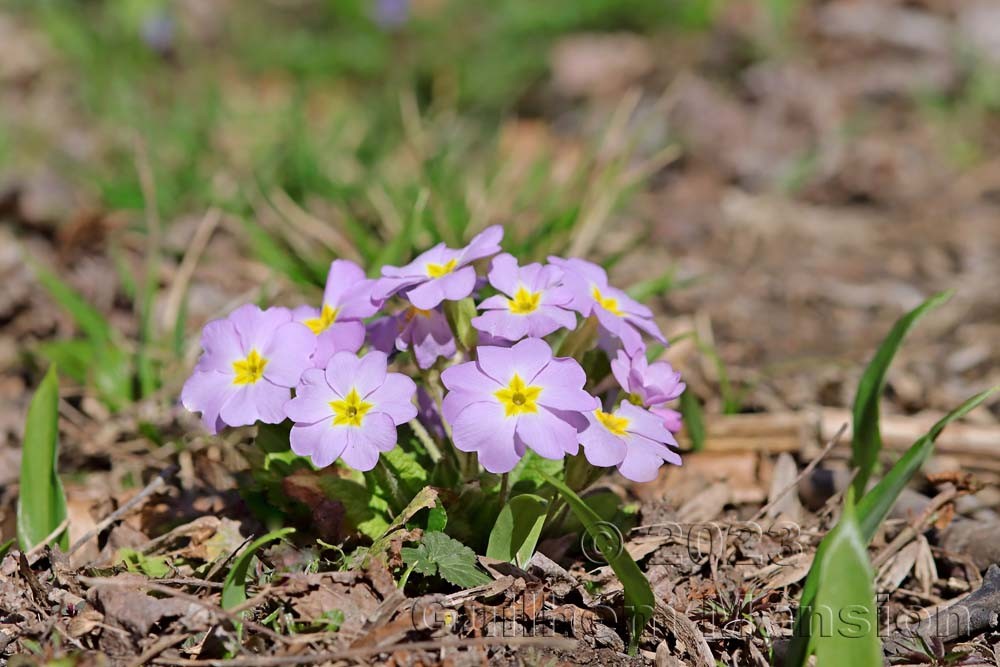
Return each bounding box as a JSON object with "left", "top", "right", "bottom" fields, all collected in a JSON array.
[
  {"left": 451, "top": 401, "right": 520, "bottom": 473},
  {"left": 579, "top": 415, "right": 628, "bottom": 467},
  {"left": 291, "top": 420, "right": 344, "bottom": 468},
  {"left": 652, "top": 406, "right": 683, "bottom": 434},
  {"left": 181, "top": 371, "right": 236, "bottom": 434},
  {"left": 441, "top": 389, "right": 482, "bottom": 424},
  {"left": 324, "top": 259, "right": 366, "bottom": 301},
  {"left": 477, "top": 294, "right": 510, "bottom": 311},
  {"left": 441, "top": 360, "right": 495, "bottom": 394},
  {"left": 459, "top": 225, "right": 503, "bottom": 263},
  {"left": 340, "top": 413, "right": 396, "bottom": 471},
  {"left": 487, "top": 253, "right": 520, "bottom": 295},
  {"left": 515, "top": 409, "right": 579, "bottom": 459},
  {"left": 532, "top": 359, "right": 598, "bottom": 412},
  {"left": 528, "top": 307, "right": 577, "bottom": 336},
  {"left": 367, "top": 315, "right": 400, "bottom": 354},
  {"left": 260, "top": 322, "right": 314, "bottom": 386},
  {"left": 313, "top": 321, "right": 366, "bottom": 368},
  {"left": 323, "top": 351, "right": 362, "bottom": 398},
  {"left": 407, "top": 309, "right": 456, "bottom": 368},
  {"left": 471, "top": 310, "right": 530, "bottom": 341},
  {"left": 230, "top": 305, "right": 292, "bottom": 353},
  {"left": 547, "top": 256, "right": 608, "bottom": 286},
  {"left": 610, "top": 350, "right": 632, "bottom": 392},
  {"left": 284, "top": 369, "right": 337, "bottom": 424},
  {"left": 477, "top": 338, "right": 552, "bottom": 385},
  {"left": 618, "top": 435, "right": 679, "bottom": 482},
  {"left": 350, "top": 350, "right": 388, "bottom": 397},
  {"left": 371, "top": 274, "right": 423, "bottom": 301},
  {"left": 365, "top": 373, "right": 418, "bottom": 425},
  {"left": 619, "top": 402, "right": 678, "bottom": 445},
  {"left": 197, "top": 319, "right": 242, "bottom": 373},
  {"left": 220, "top": 381, "right": 288, "bottom": 426},
  {"left": 405, "top": 279, "right": 445, "bottom": 311}
]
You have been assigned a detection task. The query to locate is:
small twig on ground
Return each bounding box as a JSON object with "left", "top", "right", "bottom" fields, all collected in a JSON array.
[
  {"left": 24, "top": 518, "right": 70, "bottom": 564},
  {"left": 151, "top": 635, "right": 579, "bottom": 666},
  {"left": 69, "top": 467, "right": 175, "bottom": 557},
  {"left": 127, "top": 634, "right": 187, "bottom": 667},
  {"left": 161, "top": 207, "right": 222, "bottom": 332},
  {"left": 751, "top": 422, "right": 847, "bottom": 523},
  {"left": 872, "top": 484, "right": 958, "bottom": 570}
]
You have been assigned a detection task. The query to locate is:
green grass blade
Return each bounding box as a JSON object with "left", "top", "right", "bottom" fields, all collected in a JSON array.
[
  {"left": 541, "top": 473, "right": 654, "bottom": 655},
  {"left": 221, "top": 527, "right": 295, "bottom": 610},
  {"left": 680, "top": 390, "right": 705, "bottom": 452},
  {"left": 32, "top": 264, "right": 112, "bottom": 344},
  {"left": 850, "top": 291, "right": 952, "bottom": 496},
  {"left": 788, "top": 385, "right": 998, "bottom": 665},
  {"left": 486, "top": 494, "right": 547, "bottom": 566},
  {"left": 857, "top": 385, "right": 999, "bottom": 542},
  {"left": 812, "top": 490, "right": 882, "bottom": 666},
  {"left": 16, "top": 366, "right": 69, "bottom": 551}
]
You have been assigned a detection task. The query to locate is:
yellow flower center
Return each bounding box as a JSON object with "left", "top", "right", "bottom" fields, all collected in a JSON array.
[
  {"left": 595, "top": 409, "right": 630, "bottom": 437},
  {"left": 426, "top": 258, "right": 457, "bottom": 278},
  {"left": 304, "top": 304, "right": 339, "bottom": 334},
  {"left": 592, "top": 287, "right": 623, "bottom": 316},
  {"left": 494, "top": 374, "right": 543, "bottom": 417},
  {"left": 626, "top": 392, "right": 644, "bottom": 406},
  {"left": 330, "top": 387, "right": 374, "bottom": 427},
  {"left": 232, "top": 349, "right": 268, "bottom": 385},
  {"left": 507, "top": 286, "right": 542, "bottom": 315}
]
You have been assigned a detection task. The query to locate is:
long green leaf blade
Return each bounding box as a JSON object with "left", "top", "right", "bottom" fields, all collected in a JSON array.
[
  {"left": 850, "top": 291, "right": 952, "bottom": 495},
  {"left": 221, "top": 527, "right": 295, "bottom": 610},
  {"left": 788, "top": 386, "right": 998, "bottom": 665},
  {"left": 541, "top": 473, "right": 654, "bottom": 655},
  {"left": 16, "top": 366, "right": 69, "bottom": 551},
  {"left": 857, "top": 385, "right": 999, "bottom": 542},
  {"left": 813, "top": 491, "right": 882, "bottom": 666}
]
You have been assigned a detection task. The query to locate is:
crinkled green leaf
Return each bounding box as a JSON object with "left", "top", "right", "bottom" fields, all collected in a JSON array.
[
  {"left": 487, "top": 494, "right": 547, "bottom": 566},
  {"left": 17, "top": 366, "right": 69, "bottom": 551},
  {"left": 401, "top": 531, "right": 492, "bottom": 588},
  {"left": 850, "top": 291, "right": 952, "bottom": 496}
]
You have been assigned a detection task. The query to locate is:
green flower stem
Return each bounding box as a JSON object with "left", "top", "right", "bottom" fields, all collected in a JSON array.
[
  {"left": 498, "top": 472, "right": 509, "bottom": 510},
  {"left": 371, "top": 458, "right": 408, "bottom": 517}
]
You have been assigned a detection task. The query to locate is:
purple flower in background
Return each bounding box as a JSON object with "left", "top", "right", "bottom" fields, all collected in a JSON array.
[
  {"left": 373, "top": 0, "right": 409, "bottom": 29},
  {"left": 294, "top": 260, "right": 377, "bottom": 367},
  {"left": 548, "top": 256, "right": 665, "bottom": 355},
  {"left": 285, "top": 351, "right": 417, "bottom": 470},
  {"left": 471, "top": 254, "right": 577, "bottom": 342},
  {"left": 578, "top": 402, "right": 681, "bottom": 482},
  {"left": 368, "top": 306, "right": 456, "bottom": 369},
  {"left": 611, "top": 350, "right": 685, "bottom": 433},
  {"left": 441, "top": 338, "right": 597, "bottom": 473},
  {"left": 182, "top": 305, "right": 314, "bottom": 433},
  {"left": 373, "top": 226, "right": 503, "bottom": 309}
]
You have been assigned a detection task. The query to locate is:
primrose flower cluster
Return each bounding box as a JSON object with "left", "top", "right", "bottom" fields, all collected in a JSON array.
[{"left": 182, "top": 226, "right": 685, "bottom": 482}]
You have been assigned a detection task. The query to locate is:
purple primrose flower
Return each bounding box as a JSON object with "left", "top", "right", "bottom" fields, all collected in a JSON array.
[
  {"left": 182, "top": 304, "right": 314, "bottom": 433},
  {"left": 294, "top": 259, "right": 377, "bottom": 366},
  {"left": 548, "top": 256, "right": 665, "bottom": 355},
  {"left": 471, "top": 253, "right": 577, "bottom": 342},
  {"left": 578, "top": 401, "right": 682, "bottom": 482},
  {"left": 441, "top": 338, "right": 597, "bottom": 473},
  {"left": 368, "top": 306, "right": 457, "bottom": 369},
  {"left": 611, "top": 350, "right": 685, "bottom": 433},
  {"left": 373, "top": 225, "right": 503, "bottom": 309},
  {"left": 285, "top": 350, "right": 417, "bottom": 470}
]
